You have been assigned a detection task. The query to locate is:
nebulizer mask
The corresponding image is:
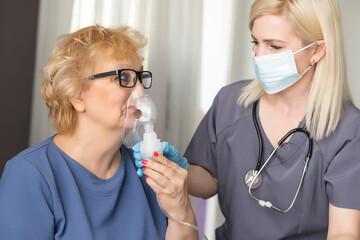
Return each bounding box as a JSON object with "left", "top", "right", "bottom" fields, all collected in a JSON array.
[
  {"left": 122, "top": 90, "right": 208, "bottom": 240},
  {"left": 123, "top": 91, "right": 163, "bottom": 159}
]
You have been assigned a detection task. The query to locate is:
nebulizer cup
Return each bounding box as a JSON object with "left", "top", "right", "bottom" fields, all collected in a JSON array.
[{"left": 137, "top": 94, "right": 163, "bottom": 159}]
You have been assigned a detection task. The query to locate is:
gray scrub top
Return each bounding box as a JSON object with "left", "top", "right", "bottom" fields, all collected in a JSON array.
[{"left": 184, "top": 80, "right": 360, "bottom": 240}]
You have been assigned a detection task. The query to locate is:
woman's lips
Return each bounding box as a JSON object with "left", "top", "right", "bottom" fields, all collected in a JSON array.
[
  {"left": 133, "top": 109, "right": 142, "bottom": 119},
  {"left": 123, "top": 105, "right": 142, "bottom": 119}
]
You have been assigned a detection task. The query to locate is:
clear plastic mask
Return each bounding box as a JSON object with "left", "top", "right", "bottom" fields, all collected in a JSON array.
[{"left": 122, "top": 91, "right": 157, "bottom": 148}]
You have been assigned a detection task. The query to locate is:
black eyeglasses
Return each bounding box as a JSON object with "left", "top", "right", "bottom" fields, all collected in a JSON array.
[{"left": 88, "top": 69, "right": 152, "bottom": 89}]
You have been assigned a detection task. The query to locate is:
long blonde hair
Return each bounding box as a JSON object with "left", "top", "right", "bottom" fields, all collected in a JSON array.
[
  {"left": 238, "top": 0, "right": 353, "bottom": 141},
  {"left": 41, "top": 25, "right": 147, "bottom": 133}
]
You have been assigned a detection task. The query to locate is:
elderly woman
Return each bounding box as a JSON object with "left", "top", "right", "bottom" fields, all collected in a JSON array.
[{"left": 0, "top": 25, "right": 197, "bottom": 240}]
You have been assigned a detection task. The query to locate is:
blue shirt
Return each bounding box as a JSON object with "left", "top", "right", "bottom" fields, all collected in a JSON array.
[{"left": 0, "top": 136, "right": 167, "bottom": 240}]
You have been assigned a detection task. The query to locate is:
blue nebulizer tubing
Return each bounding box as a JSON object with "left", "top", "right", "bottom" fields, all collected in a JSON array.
[{"left": 137, "top": 94, "right": 208, "bottom": 240}]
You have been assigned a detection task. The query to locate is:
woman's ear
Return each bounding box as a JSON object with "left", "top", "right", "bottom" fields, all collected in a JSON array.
[
  {"left": 69, "top": 93, "right": 86, "bottom": 113},
  {"left": 311, "top": 40, "right": 326, "bottom": 63}
]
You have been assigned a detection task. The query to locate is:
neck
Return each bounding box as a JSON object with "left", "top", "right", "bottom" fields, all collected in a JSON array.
[{"left": 54, "top": 122, "right": 124, "bottom": 180}]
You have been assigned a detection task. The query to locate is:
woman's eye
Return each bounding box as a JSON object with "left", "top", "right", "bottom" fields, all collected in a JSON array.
[
  {"left": 120, "top": 72, "right": 131, "bottom": 85},
  {"left": 271, "top": 45, "right": 282, "bottom": 50},
  {"left": 251, "top": 40, "right": 258, "bottom": 45}
]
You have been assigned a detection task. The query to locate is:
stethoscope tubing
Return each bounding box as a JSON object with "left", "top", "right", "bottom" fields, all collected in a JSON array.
[
  {"left": 248, "top": 100, "right": 313, "bottom": 213},
  {"left": 252, "top": 100, "right": 313, "bottom": 171},
  {"left": 248, "top": 151, "right": 311, "bottom": 212}
]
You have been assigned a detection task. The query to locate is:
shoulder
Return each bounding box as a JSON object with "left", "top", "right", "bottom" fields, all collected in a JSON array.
[
  {"left": 0, "top": 138, "right": 56, "bottom": 238},
  {"left": 341, "top": 102, "right": 360, "bottom": 128},
  {"left": 215, "top": 80, "right": 251, "bottom": 104},
  {"left": 2, "top": 136, "right": 56, "bottom": 183},
  {"left": 0, "top": 138, "right": 55, "bottom": 204},
  {"left": 332, "top": 102, "right": 360, "bottom": 140},
  {"left": 12, "top": 136, "right": 54, "bottom": 161},
  {"left": 209, "top": 80, "right": 252, "bottom": 133},
  {"left": 319, "top": 102, "right": 360, "bottom": 158},
  {"left": 320, "top": 103, "right": 360, "bottom": 209}
]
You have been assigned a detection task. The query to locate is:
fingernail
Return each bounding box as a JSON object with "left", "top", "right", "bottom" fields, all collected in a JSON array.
[
  {"left": 142, "top": 159, "right": 148, "bottom": 165},
  {"left": 142, "top": 167, "right": 146, "bottom": 172},
  {"left": 153, "top": 152, "right": 159, "bottom": 157},
  {"left": 145, "top": 176, "right": 148, "bottom": 179}
]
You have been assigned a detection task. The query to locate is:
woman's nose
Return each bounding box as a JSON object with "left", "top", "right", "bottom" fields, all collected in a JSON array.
[
  {"left": 253, "top": 45, "right": 269, "bottom": 57},
  {"left": 132, "top": 79, "right": 145, "bottom": 97}
]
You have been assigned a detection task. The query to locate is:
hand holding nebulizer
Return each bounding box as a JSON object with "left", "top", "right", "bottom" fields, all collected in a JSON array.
[{"left": 124, "top": 92, "right": 207, "bottom": 240}]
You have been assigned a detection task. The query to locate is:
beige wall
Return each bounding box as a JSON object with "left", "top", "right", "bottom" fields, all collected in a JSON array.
[{"left": 341, "top": 0, "right": 360, "bottom": 107}]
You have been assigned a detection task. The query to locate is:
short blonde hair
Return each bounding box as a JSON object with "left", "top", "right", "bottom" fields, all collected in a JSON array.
[
  {"left": 41, "top": 25, "right": 147, "bottom": 133},
  {"left": 238, "top": 0, "right": 353, "bottom": 140}
]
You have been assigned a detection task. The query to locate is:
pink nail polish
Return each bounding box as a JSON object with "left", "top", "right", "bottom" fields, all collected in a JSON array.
[
  {"left": 153, "top": 152, "right": 159, "bottom": 157},
  {"left": 142, "top": 159, "right": 148, "bottom": 165}
]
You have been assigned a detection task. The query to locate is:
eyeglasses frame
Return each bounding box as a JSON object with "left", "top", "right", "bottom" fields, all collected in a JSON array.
[{"left": 88, "top": 69, "right": 152, "bottom": 89}]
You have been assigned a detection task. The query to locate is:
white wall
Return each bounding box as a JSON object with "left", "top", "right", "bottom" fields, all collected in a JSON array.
[
  {"left": 340, "top": 0, "right": 360, "bottom": 107},
  {"left": 29, "top": 0, "right": 74, "bottom": 146}
]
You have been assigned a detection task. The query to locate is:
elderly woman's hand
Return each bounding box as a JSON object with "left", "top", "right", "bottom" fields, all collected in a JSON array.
[
  {"left": 132, "top": 142, "right": 188, "bottom": 177},
  {"left": 141, "top": 152, "right": 193, "bottom": 222}
]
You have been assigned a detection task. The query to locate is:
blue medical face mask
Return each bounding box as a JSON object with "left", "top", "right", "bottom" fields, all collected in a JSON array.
[{"left": 252, "top": 42, "right": 317, "bottom": 94}]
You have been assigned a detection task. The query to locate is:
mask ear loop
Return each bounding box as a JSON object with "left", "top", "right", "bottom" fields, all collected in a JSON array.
[
  {"left": 293, "top": 41, "right": 318, "bottom": 55},
  {"left": 294, "top": 42, "right": 317, "bottom": 77},
  {"left": 301, "top": 59, "right": 316, "bottom": 76}
]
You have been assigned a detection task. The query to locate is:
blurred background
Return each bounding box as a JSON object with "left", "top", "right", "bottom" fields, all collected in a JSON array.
[{"left": 1, "top": 0, "right": 359, "bottom": 239}]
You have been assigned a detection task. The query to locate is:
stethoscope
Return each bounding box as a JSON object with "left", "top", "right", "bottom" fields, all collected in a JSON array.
[{"left": 244, "top": 100, "right": 313, "bottom": 213}]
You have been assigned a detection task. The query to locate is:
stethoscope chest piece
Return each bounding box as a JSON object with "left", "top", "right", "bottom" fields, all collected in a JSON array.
[{"left": 245, "top": 169, "right": 262, "bottom": 189}]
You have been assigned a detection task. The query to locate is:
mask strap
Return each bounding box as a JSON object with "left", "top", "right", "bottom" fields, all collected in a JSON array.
[
  {"left": 301, "top": 60, "right": 316, "bottom": 76},
  {"left": 293, "top": 41, "right": 318, "bottom": 55}
]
